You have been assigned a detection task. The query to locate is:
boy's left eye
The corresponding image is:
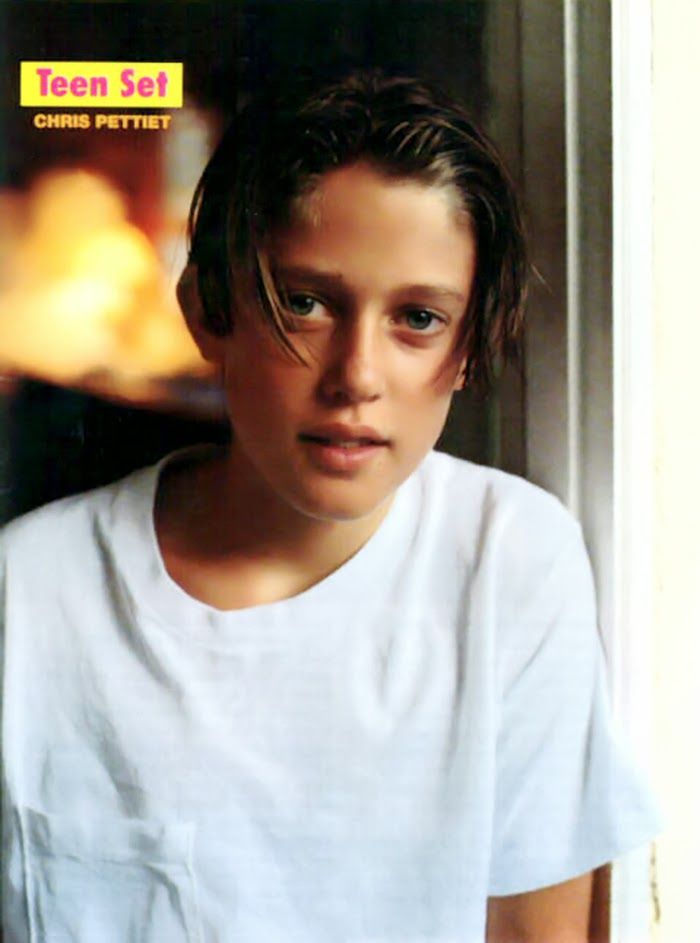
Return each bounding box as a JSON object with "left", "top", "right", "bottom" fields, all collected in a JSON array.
[{"left": 400, "top": 309, "right": 445, "bottom": 333}]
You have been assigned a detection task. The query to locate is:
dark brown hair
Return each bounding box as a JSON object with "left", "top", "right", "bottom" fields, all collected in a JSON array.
[{"left": 187, "top": 69, "right": 528, "bottom": 391}]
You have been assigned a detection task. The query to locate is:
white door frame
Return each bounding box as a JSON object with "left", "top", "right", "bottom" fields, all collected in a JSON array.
[{"left": 522, "top": 1, "right": 656, "bottom": 939}]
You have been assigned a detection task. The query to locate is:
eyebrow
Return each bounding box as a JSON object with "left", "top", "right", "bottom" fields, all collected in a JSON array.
[{"left": 274, "top": 266, "right": 468, "bottom": 307}]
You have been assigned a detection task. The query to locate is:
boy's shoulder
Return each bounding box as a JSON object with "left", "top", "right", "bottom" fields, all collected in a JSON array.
[
  {"left": 416, "top": 451, "right": 585, "bottom": 595},
  {"left": 421, "top": 449, "right": 579, "bottom": 543},
  {"left": 0, "top": 460, "right": 159, "bottom": 564}
]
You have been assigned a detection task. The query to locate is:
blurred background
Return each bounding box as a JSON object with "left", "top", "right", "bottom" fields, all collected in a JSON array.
[{"left": 0, "top": 0, "right": 541, "bottom": 521}]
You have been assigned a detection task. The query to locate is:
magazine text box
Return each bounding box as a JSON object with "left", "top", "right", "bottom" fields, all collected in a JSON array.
[{"left": 20, "top": 62, "right": 183, "bottom": 108}]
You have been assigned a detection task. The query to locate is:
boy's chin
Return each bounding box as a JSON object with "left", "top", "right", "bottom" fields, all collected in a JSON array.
[{"left": 288, "top": 484, "right": 395, "bottom": 527}]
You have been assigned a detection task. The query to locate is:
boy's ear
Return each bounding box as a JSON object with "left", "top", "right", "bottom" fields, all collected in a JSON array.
[
  {"left": 452, "top": 357, "right": 468, "bottom": 391},
  {"left": 177, "top": 264, "right": 226, "bottom": 364}
]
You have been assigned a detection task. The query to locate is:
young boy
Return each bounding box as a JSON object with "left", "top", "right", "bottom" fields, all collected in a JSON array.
[{"left": 1, "top": 71, "right": 657, "bottom": 942}]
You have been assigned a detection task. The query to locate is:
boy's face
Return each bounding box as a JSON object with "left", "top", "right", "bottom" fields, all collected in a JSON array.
[{"left": 198, "top": 162, "right": 476, "bottom": 524}]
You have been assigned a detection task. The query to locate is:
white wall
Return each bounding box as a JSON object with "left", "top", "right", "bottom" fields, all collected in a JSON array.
[{"left": 651, "top": 1, "right": 700, "bottom": 940}]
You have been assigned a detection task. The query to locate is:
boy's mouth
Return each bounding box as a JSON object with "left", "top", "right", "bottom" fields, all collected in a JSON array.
[
  {"left": 301, "top": 436, "right": 383, "bottom": 449},
  {"left": 299, "top": 423, "right": 389, "bottom": 449},
  {"left": 298, "top": 424, "right": 390, "bottom": 471}
]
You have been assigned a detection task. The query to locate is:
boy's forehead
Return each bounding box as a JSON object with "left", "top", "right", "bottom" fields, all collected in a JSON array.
[{"left": 284, "top": 161, "right": 471, "bottom": 234}]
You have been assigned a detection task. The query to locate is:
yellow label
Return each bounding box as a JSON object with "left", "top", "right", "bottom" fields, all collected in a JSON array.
[{"left": 20, "top": 62, "right": 183, "bottom": 108}]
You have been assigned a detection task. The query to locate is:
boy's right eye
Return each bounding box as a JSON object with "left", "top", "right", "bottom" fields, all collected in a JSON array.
[
  {"left": 287, "top": 293, "right": 318, "bottom": 316},
  {"left": 284, "top": 293, "right": 331, "bottom": 323}
]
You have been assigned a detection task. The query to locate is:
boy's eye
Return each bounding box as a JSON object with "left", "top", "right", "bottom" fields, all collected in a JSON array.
[
  {"left": 401, "top": 309, "right": 445, "bottom": 333},
  {"left": 286, "top": 293, "right": 325, "bottom": 318}
]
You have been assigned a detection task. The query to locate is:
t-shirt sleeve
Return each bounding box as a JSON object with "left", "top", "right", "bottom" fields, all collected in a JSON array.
[{"left": 487, "top": 511, "right": 659, "bottom": 896}]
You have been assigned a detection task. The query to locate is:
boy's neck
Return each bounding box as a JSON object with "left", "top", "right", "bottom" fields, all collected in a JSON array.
[{"left": 154, "top": 447, "right": 393, "bottom": 611}]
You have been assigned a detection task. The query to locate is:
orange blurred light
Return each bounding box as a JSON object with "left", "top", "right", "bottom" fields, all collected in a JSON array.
[{"left": 0, "top": 169, "right": 208, "bottom": 397}]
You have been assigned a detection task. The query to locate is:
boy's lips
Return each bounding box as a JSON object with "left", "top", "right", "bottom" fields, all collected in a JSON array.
[
  {"left": 298, "top": 423, "right": 390, "bottom": 472},
  {"left": 298, "top": 423, "right": 390, "bottom": 448}
]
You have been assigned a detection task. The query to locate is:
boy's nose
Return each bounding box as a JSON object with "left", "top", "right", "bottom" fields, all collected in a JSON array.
[{"left": 317, "top": 318, "right": 386, "bottom": 405}]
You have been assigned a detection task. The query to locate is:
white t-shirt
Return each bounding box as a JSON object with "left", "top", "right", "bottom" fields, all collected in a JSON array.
[{"left": 0, "top": 448, "right": 658, "bottom": 943}]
